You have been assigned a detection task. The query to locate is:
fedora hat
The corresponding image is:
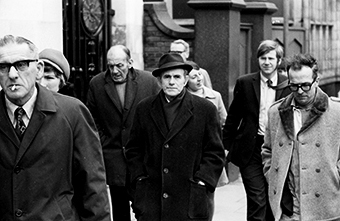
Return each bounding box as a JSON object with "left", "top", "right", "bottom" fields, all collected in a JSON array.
[
  {"left": 152, "top": 53, "right": 193, "bottom": 77},
  {"left": 39, "top": 48, "right": 70, "bottom": 80}
]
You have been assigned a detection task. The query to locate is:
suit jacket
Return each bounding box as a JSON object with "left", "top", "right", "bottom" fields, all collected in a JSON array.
[
  {"left": 87, "top": 68, "right": 160, "bottom": 186},
  {"left": 125, "top": 90, "right": 225, "bottom": 221},
  {"left": 262, "top": 88, "right": 340, "bottom": 221},
  {"left": 223, "top": 72, "right": 291, "bottom": 167},
  {"left": 0, "top": 84, "right": 110, "bottom": 221}
]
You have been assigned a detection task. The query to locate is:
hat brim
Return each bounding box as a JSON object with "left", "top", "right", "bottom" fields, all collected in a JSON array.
[{"left": 152, "top": 63, "right": 193, "bottom": 77}]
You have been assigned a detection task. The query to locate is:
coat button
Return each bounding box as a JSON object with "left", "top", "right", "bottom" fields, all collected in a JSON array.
[
  {"left": 275, "top": 166, "right": 279, "bottom": 172},
  {"left": 273, "top": 190, "right": 277, "bottom": 194},
  {"left": 163, "top": 168, "right": 169, "bottom": 173},
  {"left": 279, "top": 142, "right": 283, "bottom": 146},
  {"left": 163, "top": 193, "right": 168, "bottom": 198},
  {"left": 15, "top": 209, "right": 23, "bottom": 217},
  {"left": 315, "top": 168, "right": 321, "bottom": 173},
  {"left": 315, "top": 192, "right": 320, "bottom": 197},
  {"left": 315, "top": 142, "right": 320, "bottom": 147},
  {"left": 14, "top": 166, "right": 21, "bottom": 174},
  {"left": 164, "top": 144, "right": 169, "bottom": 149}
]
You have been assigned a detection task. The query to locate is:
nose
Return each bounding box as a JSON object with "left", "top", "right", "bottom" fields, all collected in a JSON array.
[
  {"left": 169, "top": 76, "right": 175, "bottom": 84},
  {"left": 8, "top": 66, "right": 19, "bottom": 79}
]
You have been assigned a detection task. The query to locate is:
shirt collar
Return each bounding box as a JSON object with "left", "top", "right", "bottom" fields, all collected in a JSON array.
[
  {"left": 260, "top": 72, "right": 278, "bottom": 87},
  {"left": 6, "top": 86, "right": 38, "bottom": 122}
]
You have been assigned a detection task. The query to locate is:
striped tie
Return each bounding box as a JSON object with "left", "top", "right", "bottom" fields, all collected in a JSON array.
[{"left": 15, "top": 107, "right": 26, "bottom": 141}]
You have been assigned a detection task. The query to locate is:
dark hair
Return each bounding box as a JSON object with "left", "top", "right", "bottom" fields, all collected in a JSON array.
[
  {"left": 257, "top": 40, "right": 284, "bottom": 59},
  {"left": 286, "top": 53, "right": 318, "bottom": 80},
  {"left": 44, "top": 64, "right": 66, "bottom": 89},
  {"left": 185, "top": 61, "right": 200, "bottom": 70}
]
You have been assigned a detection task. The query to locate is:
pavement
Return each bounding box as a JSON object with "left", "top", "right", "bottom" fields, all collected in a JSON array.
[{"left": 213, "top": 176, "right": 247, "bottom": 221}]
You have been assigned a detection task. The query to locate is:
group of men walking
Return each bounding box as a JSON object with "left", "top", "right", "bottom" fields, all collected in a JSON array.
[{"left": 0, "top": 34, "right": 340, "bottom": 221}]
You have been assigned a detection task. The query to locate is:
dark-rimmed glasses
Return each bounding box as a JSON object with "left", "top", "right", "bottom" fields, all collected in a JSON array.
[
  {"left": 168, "top": 50, "right": 184, "bottom": 54},
  {"left": 288, "top": 78, "right": 316, "bottom": 92},
  {"left": 0, "top": 59, "right": 38, "bottom": 75}
]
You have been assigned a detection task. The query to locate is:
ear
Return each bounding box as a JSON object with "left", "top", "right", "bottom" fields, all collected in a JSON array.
[
  {"left": 277, "top": 58, "right": 282, "bottom": 66},
  {"left": 36, "top": 60, "right": 44, "bottom": 81},
  {"left": 128, "top": 58, "right": 133, "bottom": 69}
]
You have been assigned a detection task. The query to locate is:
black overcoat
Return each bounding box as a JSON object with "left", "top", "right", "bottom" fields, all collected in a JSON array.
[{"left": 125, "top": 90, "right": 225, "bottom": 221}]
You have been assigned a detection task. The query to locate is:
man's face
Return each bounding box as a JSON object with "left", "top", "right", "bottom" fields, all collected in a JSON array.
[
  {"left": 258, "top": 50, "right": 280, "bottom": 78},
  {"left": 289, "top": 66, "right": 318, "bottom": 107},
  {"left": 170, "top": 43, "right": 188, "bottom": 61},
  {"left": 107, "top": 48, "right": 132, "bottom": 83},
  {"left": 159, "top": 68, "right": 188, "bottom": 100},
  {"left": 0, "top": 43, "right": 42, "bottom": 106},
  {"left": 187, "top": 69, "right": 203, "bottom": 91}
]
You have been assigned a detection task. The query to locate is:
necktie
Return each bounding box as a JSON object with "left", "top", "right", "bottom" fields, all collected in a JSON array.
[
  {"left": 267, "top": 79, "right": 277, "bottom": 89},
  {"left": 15, "top": 107, "right": 26, "bottom": 140}
]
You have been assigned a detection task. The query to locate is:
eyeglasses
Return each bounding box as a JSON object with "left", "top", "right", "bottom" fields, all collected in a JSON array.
[
  {"left": 0, "top": 59, "right": 38, "bottom": 75},
  {"left": 288, "top": 78, "right": 316, "bottom": 92},
  {"left": 169, "top": 50, "right": 184, "bottom": 54}
]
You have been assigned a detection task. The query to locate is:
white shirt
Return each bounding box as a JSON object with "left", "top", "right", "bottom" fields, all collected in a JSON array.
[
  {"left": 258, "top": 73, "right": 277, "bottom": 135},
  {"left": 6, "top": 86, "right": 37, "bottom": 128}
]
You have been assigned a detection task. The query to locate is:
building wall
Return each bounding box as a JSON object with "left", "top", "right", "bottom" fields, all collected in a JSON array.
[{"left": 0, "top": 0, "right": 62, "bottom": 52}]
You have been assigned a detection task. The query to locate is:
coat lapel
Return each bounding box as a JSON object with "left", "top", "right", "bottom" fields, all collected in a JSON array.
[
  {"left": 123, "top": 71, "right": 137, "bottom": 121},
  {"left": 252, "top": 72, "right": 261, "bottom": 106},
  {"left": 15, "top": 85, "right": 56, "bottom": 164},
  {"left": 150, "top": 94, "right": 168, "bottom": 139},
  {"left": 0, "top": 92, "right": 20, "bottom": 147},
  {"left": 104, "top": 71, "right": 123, "bottom": 114},
  {"left": 278, "top": 95, "right": 295, "bottom": 140},
  {"left": 275, "top": 73, "right": 288, "bottom": 100}
]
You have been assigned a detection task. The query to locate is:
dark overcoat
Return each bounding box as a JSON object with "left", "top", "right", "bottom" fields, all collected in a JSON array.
[
  {"left": 87, "top": 68, "right": 160, "bottom": 186},
  {"left": 0, "top": 84, "right": 110, "bottom": 220},
  {"left": 125, "top": 90, "right": 225, "bottom": 221},
  {"left": 223, "top": 71, "right": 291, "bottom": 167}
]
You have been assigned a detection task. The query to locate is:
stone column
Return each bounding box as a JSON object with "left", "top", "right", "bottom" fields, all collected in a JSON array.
[{"left": 187, "top": 0, "right": 246, "bottom": 109}]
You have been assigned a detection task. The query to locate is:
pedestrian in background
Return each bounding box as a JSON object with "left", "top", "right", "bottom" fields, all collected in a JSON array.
[
  {"left": 169, "top": 39, "right": 213, "bottom": 89},
  {"left": 38, "top": 48, "right": 70, "bottom": 93},
  {"left": 0, "top": 35, "right": 110, "bottom": 220},
  {"left": 125, "top": 53, "right": 225, "bottom": 221},
  {"left": 223, "top": 40, "right": 291, "bottom": 220},
  {"left": 262, "top": 53, "right": 340, "bottom": 221},
  {"left": 87, "top": 44, "right": 160, "bottom": 221}
]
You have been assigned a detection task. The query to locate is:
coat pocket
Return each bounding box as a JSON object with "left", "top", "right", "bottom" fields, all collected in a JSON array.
[
  {"left": 188, "top": 181, "right": 209, "bottom": 219},
  {"left": 133, "top": 178, "right": 149, "bottom": 216}
]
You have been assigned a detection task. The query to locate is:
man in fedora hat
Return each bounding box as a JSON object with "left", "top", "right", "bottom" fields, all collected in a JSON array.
[{"left": 125, "top": 53, "right": 225, "bottom": 221}]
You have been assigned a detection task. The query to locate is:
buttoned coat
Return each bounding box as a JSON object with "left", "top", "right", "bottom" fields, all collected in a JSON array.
[
  {"left": 125, "top": 90, "right": 225, "bottom": 221},
  {"left": 223, "top": 71, "right": 291, "bottom": 167},
  {"left": 262, "top": 88, "right": 340, "bottom": 221},
  {"left": 87, "top": 68, "right": 160, "bottom": 186},
  {"left": 0, "top": 84, "right": 110, "bottom": 221}
]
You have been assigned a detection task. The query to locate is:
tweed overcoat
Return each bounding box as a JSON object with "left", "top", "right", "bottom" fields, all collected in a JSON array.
[
  {"left": 87, "top": 68, "right": 160, "bottom": 186},
  {"left": 223, "top": 71, "right": 291, "bottom": 167},
  {"left": 125, "top": 90, "right": 225, "bottom": 221},
  {"left": 262, "top": 88, "right": 340, "bottom": 221},
  {"left": 0, "top": 84, "right": 110, "bottom": 221}
]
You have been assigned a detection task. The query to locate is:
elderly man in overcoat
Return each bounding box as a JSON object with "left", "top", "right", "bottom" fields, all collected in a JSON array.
[
  {"left": 262, "top": 53, "right": 340, "bottom": 221},
  {"left": 87, "top": 45, "right": 160, "bottom": 220},
  {"left": 0, "top": 35, "right": 110, "bottom": 220},
  {"left": 125, "top": 53, "right": 225, "bottom": 221}
]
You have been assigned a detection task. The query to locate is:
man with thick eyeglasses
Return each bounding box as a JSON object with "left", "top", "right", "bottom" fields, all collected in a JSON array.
[
  {"left": 87, "top": 45, "right": 160, "bottom": 221},
  {"left": 0, "top": 35, "right": 110, "bottom": 220},
  {"left": 262, "top": 53, "right": 340, "bottom": 221}
]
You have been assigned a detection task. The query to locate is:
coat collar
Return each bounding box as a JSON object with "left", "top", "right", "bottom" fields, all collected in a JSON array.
[
  {"left": 150, "top": 89, "right": 193, "bottom": 142},
  {"left": 104, "top": 68, "right": 138, "bottom": 115},
  {"left": 0, "top": 84, "right": 56, "bottom": 163},
  {"left": 278, "top": 87, "right": 328, "bottom": 139}
]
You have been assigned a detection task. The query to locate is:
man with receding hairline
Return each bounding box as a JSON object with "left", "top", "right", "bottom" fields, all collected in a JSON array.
[
  {"left": 87, "top": 44, "right": 160, "bottom": 220},
  {"left": 0, "top": 35, "right": 110, "bottom": 220}
]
